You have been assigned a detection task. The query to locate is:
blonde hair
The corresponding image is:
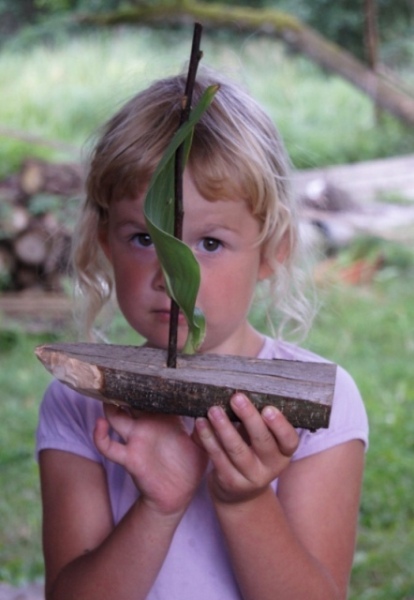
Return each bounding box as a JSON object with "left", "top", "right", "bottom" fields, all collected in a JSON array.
[{"left": 73, "top": 67, "right": 313, "bottom": 339}]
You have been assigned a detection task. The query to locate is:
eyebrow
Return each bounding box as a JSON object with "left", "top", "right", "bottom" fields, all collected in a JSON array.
[
  {"left": 112, "top": 218, "right": 147, "bottom": 229},
  {"left": 197, "top": 222, "right": 240, "bottom": 235}
]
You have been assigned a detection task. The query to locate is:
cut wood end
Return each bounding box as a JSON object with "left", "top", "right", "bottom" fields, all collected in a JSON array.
[{"left": 35, "top": 345, "right": 102, "bottom": 391}]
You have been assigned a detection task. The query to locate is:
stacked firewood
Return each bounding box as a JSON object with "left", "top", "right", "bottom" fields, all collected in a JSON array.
[{"left": 0, "top": 158, "right": 84, "bottom": 292}]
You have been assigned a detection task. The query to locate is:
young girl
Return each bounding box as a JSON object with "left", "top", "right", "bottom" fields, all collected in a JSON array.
[{"left": 36, "top": 68, "right": 368, "bottom": 600}]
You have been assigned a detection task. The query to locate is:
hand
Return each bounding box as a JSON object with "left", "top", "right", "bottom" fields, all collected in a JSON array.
[
  {"left": 194, "top": 393, "right": 299, "bottom": 504},
  {"left": 94, "top": 405, "right": 208, "bottom": 516}
]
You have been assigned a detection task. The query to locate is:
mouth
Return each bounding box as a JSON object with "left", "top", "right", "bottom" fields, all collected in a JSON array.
[{"left": 152, "top": 309, "right": 188, "bottom": 326}]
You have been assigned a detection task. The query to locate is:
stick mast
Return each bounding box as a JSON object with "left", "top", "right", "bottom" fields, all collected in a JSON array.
[{"left": 167, "top": 23, "right": 204, "bottom": 368}]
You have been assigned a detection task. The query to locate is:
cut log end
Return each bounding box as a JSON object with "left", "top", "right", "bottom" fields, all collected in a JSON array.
[{"left": 35, "top": 345, "right": 102, "bottom": 393}]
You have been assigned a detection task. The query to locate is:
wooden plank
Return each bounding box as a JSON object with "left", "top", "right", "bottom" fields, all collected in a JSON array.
[
  {"left": 35, "top": 343, "right": 336, "bottom": 431},
  {"left": 293, "top": 154, "right": 414, "bottom": 204},
  {"left": 0, "top": 293, "right": 72, "bottom": 317}
]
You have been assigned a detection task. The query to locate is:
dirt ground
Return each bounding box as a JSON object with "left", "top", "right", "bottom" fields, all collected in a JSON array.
[{"left": 0, "top": 583, "right": 44, "bottom": 600}]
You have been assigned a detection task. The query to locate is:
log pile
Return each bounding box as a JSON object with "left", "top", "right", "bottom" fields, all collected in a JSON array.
[
  {"left": 1, "top": 154, "right": 413, "bottom": 294},
  {"left": 0, "top": 158, "right": 84, "bottom": 292}
]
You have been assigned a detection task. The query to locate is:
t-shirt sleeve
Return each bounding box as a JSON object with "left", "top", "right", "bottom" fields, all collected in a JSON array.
[
  {"left": 36, "top": 378, "right": 105, "bottom": 463},
  {"left": 293, "top": 364, "right": 369, "bottom": 461}
]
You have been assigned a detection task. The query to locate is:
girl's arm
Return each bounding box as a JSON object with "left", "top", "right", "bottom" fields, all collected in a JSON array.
[
  {"left": 196, "top": 394, "right": 365, "bottom": 600},
  {"left": 40, "top": 408, "right": 208, "bottom": 600},
  {"left": 40, "top": 450, "right": 183, "bottom": 600}
]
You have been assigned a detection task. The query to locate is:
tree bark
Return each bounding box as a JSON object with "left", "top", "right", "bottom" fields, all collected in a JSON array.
[
  {"left": 35, "top": 343, "right": 336, "bottom": 431},
  {"left": 77, "top": 0, "right": 414, "bottom": 126}
]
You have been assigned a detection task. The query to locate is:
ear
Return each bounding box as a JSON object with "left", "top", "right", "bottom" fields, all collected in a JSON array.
[
  {"left": 98, "top": 225, "right": 112, "bottom": 263},
  {"left": 258, "top": 234, "right": 290, "bottom": 281},
  {"left": 275, "top": 233, "right": 290, "bottom": 263},
  {"left": 258, "top": 255, "right": 274, "bottom": 281}
]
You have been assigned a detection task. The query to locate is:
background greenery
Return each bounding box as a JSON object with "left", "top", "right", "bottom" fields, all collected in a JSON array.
[
  {"left": 2, "top": 28, "right": 414, "bottom": 179},
  {"left": 1, "top": 0, "right": 413, "bottom": 61},
  {"left": 0, "top": 16, "right": 414, "bottom": 599}
]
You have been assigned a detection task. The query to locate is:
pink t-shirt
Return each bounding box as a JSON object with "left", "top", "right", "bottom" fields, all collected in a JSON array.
[{"left": 36, "top": 337, "right": 368, "bottom": 599}]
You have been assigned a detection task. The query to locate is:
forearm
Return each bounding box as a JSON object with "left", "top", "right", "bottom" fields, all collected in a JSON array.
[
  {"left": 213, "top": 487, "right": 341, "bottom": 600},
  {"left": 47, "top": 499, "right": 182, "bottom": 600}
]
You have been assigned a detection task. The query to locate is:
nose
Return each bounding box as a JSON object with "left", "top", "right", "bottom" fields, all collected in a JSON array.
[{"left": 152, "top": 263, "right": 166, "bottom": 291}]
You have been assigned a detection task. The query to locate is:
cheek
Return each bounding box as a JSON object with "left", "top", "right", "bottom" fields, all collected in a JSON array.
[
  {"left": 112, "top": 262, "right": 130, "bottom": 295},
  {"left": 113, "top": 278, "right": 130, "bottom": 315},
  {"left": 112, "top": 260, "right": 145, "bottom": 302},
  {"left": 198, "top": 266, "right": 254, "bottom": 311}
]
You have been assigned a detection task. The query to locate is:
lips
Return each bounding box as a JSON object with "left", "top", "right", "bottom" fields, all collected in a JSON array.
[{"left": 152, "top": 309, "right": 187, "bottom": 325}]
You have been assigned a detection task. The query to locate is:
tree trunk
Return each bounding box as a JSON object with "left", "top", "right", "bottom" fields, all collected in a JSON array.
[{"left": 78, "top": 0, "right": 414, "bottom": 126}]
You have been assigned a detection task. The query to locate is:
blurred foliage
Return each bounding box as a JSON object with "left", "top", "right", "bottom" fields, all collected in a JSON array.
[
  {"left": 1, "top": 0, "right": 413, "bottom": 65},
  {"left": 1, "top": 28, "right": 414, "bottom": 179},
  {"left": 277, "top": 0, "right": 414, "bottom": 61},
  {"left": 336, "top": 235, "right": 414, "bottom": 271},
  {"left": 0, "top": 0, "right": 36, "bottom": 39}
]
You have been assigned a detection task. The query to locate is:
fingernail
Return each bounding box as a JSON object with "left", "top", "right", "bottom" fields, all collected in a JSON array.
[
  {"left": 232, "top": 393, "right": 247, "bottom": 408},
  {"left": 195, "top": 417, "right": 209, "bottom": 433},
  {"left": 195, "top": 417, "right": 212, "bottom": 440},
  {"left": 209, "top": 405, "right": 225, "bottom": 421},
  {"left": 262, "top": 406, "right": 279, "bottom": 421}
]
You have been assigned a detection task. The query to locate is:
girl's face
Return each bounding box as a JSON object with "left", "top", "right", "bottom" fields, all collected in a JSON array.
[{"left": 100, "top": 170, "right": 272, "bottom": 357}]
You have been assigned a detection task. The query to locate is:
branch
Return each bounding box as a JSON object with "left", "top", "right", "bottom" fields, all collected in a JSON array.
[
  {"left": 77, "top": 0, "right": 414, "bottom": 126},
  {"left": 36, "top": 343, "right": 336, "bottom": 430},
  {"left": 168, "top": 22, "right": 203, "bottom": 368}
]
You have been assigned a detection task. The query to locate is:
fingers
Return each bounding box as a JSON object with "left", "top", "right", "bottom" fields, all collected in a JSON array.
[
  {"left": 195, "top": 393, "right": 298, "bottom": 476},
  {"left": 231, "top": 394, "right": 280, "bottom": 459},
  {"left": 196, "top": 407, "right": 248, "bottom": 475},
  {"left": 194, "top": 394, "right": 299, "bottom": 504},
  {"left": 260, "top": 405, "right": 299, "bottom": 458},
  {"left": 93, "top": 416, "right": 128, "bottom": 465},
  {"left": 94, "top": 404, "right": 144, "bottom": 465},
  {"left": 232, "top": 394, "right": 298, "bottom": 458},
  {"left": 103, "top": 403, "right": 137, "bottom": 440}
]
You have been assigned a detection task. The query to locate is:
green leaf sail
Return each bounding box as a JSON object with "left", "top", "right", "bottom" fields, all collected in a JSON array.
[{"left": 144, "top": 84, "right": 219, "bottom": 354}]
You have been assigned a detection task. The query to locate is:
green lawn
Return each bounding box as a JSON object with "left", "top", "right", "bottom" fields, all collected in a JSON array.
[
  {"left": 305, "top": 275, "right": 414, "bottom": 599},
  {"left": 0, "top": 329, "right": 53, "bottom": 583}
]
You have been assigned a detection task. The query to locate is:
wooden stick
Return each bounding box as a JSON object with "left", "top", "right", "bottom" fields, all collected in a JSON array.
[
  {"left": 167, "top": 22, "right": 204, "bottom": 368},
  {"left": 35, "top": 343, "right": 336, "bottom": 430}
]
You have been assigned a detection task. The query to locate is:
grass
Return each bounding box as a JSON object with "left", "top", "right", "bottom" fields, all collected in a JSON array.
[
  {"left": 1, "top": 26, "right": 414, "bottom": 597},
  {"left": 0, "top": 328, "right": 55, "bottom": 584},
  {"left": 305, "top": 267, "right": 414, "bottom": 599},
  {"left": 1, "top": 27, "right": 414, "bottom": 178}
]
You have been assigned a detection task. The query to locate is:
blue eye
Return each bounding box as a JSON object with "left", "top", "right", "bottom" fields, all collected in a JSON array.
[
  {"left": 131, "top": 233, "right": 153, "bottom": 247},
  {"left": 201, "top": 237, "right": 222, "bottom": 252}
]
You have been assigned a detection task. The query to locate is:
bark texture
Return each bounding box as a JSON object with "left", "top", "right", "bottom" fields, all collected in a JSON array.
[{"left": 36, "top": 343, "right": 336, "bottom": 430}]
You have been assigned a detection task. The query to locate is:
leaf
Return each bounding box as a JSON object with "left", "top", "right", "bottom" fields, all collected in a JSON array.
[{"left": 144, "top": 84, "right": 219, "bottom": 354}]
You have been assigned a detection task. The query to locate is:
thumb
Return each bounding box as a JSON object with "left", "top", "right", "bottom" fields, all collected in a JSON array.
[{"left": 93, "top": 416, "right": 128, "bottom": 466}]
